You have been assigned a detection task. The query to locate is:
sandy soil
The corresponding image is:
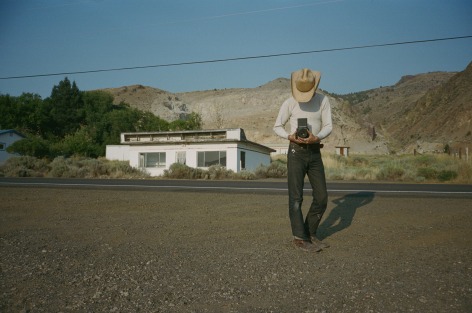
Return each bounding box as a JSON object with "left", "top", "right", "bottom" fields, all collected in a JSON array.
[{"left": 1, "top": 186, "right": 471, "bottom": 312}]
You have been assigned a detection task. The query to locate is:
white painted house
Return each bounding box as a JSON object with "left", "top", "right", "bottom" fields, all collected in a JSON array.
[
  {"left": 0, "top": 129, "right": 26, "bottom": 164},
  {"left": 106, "top": 128, "right": 275, "bottom": 176}
]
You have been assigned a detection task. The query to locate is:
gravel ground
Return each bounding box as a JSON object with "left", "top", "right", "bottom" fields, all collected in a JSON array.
[{"left": 1, "top": 186, "right": 471, "bottom": 312}]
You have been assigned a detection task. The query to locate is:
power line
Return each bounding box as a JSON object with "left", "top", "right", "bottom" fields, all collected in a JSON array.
[{"left": 1, "top": 35, "right": 471, "bottom": 80}]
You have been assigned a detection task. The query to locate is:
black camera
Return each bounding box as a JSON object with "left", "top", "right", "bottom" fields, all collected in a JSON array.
[{"left": 296, "top": 118, "right": 310, "bottom": 139}]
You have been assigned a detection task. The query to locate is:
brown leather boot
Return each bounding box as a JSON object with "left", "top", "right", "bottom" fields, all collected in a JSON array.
[
  {"left": 310, "top": 236, "right": 330, "bottom": 249},
  {"left": 293, "top": 239, "right": 322, "bottom": 252}
]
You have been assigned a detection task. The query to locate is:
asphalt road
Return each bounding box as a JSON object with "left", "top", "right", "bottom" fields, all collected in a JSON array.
[{"left": 0, "top": 177, "right": 471, "bottom": 197}]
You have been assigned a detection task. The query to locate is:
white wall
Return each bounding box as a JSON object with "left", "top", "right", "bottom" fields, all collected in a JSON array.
[
  {"left": 0, "top": 132, "right": 24, "bottom": 164},
  {"left": 106, "top": 145, "right": 130, "bottom": 161},
  {"left": 106, "top": 142, "right": 272, "bottom": 177},
  {"left": 127, "top": 143, "right": 240, "bottom": 176},
  {"left": 243, "top": 149, "right": 271, "bottom": 172}
]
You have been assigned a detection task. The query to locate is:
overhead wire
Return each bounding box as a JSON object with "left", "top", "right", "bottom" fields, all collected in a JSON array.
[{"left": 1, "top": 35, "right": 471, "bottom": 80}]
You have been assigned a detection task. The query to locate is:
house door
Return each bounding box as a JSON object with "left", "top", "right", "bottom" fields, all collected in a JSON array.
[{"left": 176, "top": 151, "right": 186, "bottom": 165}]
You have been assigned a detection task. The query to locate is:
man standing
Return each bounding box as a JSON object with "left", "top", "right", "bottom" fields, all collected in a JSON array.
[{"left": 273, "top": 68, "right": 333, "bottom": 252}]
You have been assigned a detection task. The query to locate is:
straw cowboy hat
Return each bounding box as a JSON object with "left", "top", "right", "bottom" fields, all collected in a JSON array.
[{"left": 291, "top": 68, "right": 321, "bottom": 102}]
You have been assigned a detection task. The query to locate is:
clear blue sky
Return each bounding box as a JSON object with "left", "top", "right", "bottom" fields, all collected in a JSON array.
[{"left": 1, "top": 0, "right": 471, "bottom": 99}]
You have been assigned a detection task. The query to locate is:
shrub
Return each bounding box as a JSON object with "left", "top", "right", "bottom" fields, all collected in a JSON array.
[
  {"left": 414, "top": 155, "right": 436, "bottom": 167},
  {"left": 333, "top": 154, "right": 348, "bottom": 165},
  {"left": 235, "top": 170, "right": 256, "bottom": 180},
  {"left": 48, "top": 156, "right": 79, "bottom": 178},
  {"left": 6, "top": 137, "right": 51, "bottom": 158},
  {"left": 0, "top": 156, "right": 49, "bottom": 177},
  {"left": 438, "top": 170, "right": 458, "bottom": 182},
  {"left": 76, "top": 158, "right": 107, "bottom": 177},
  {"left": 325, "top": 168, "right": 344, "bottom": 181},
  {"left": 255, "top": 161, "right": 287, "bottom": 179},
  {"left": 208, "top": 164, "right": 234, "bottom": 180},
  {"left": 1, "top": 156, "right": 149, "bottom": 179},
  {"left": 376, "top": 164, "right": 405, "bottom": 181},
  {"left": 103, "top": 159, "right": 148, "bottom": 178},
  {"left": 416, "top": 167, "right": 438, "bottom": 180},
  {"left": 2, "top": 153, "right": 468, "bottom": 183},
  {"left": 163, "top": 163, "right": 205, "bottom": 179},
  {"left": 456, "top": 161, "right": 472, "bottom": 183},
  {"left": 347, "top": 156, "right": 369, "bottom": 167},
  {"left": 266, "top": 161, "right": 287, "bottom": 178}
]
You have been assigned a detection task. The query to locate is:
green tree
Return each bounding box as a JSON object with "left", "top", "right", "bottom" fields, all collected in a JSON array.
[
  {"left": 101, "top": 105, "right": 141, "bottom": 145},
  {"left": 82, "top": 90, "right": 114, "bottom": 125},
  {"left": 0, "top": 92, "right": 45, "bottom": 136},
  {"left": 185, "top": 112, "right": 202, "bottom": 130},
  {"left": 57, "top": 126, "right": 102, "bottom": 157},
  {"left": 0, "top": 94, "right": 18, "bottom": 129},
  {"left": 169, "top": 112, "right": 202, "bottom": 131},
  {"left": 15, "top": 93, "right": 44, "bottom": 135},
  {"left": 137, "top": 111, "right": 169, "bottom": 132},
  {"left": 7, "top": 136, "right": 51, "bottom": 158},
  {"left": 2, "top": 79, "right": 203, "bottom": 159},
  {"left": 45, "top": 77, "right": 84, "bottom": 138}
]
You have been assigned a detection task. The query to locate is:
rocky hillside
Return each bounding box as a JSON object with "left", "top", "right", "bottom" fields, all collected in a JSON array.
[
  {"left": 393, "top": 62, "right": 472, "bottom": 152},
  {"left": 102, "top": 80, "right": 387, "bottom": 153},
  {"left": 100, "top": 62, "right": 472, "bottom": 154},
  {"left": 350, "top": 62, "right": 472, "bottom": 153}
]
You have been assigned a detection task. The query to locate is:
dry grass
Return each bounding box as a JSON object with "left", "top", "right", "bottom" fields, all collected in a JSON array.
[
  {"left": 0, "top": 156, "right": 149, "bottom": 179},
  {"left": 2, "top": 154, "right": 470, "bottom": 183},
  {"left": 272, "top": 152, "right": 472, "bottom": 183},
  {"left": 321, "top": 153, "right": 471, "bottom": 183}
]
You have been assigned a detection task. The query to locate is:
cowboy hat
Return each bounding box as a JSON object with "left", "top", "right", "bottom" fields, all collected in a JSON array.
[{"left": 291, "top": 68, "right": 321, "bottom": 102}]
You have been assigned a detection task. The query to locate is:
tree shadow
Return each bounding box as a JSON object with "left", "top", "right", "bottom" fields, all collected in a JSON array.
[{"left": 318, "top": 192, "right": 375, "bottom": 240}]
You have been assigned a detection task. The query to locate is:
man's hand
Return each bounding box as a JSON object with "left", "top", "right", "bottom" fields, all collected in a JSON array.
[
  {"left": 288, "top": 131, "right": 320, "bottom": 144},
  {"left": 288, "top": 133, "right": 305, "bottom": 144}
]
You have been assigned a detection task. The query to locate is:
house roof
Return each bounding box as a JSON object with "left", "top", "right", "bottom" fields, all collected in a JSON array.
[
  {"left": 0, "top": 129, "right": 26, "bottom": 138},
  {"left": 120, "top": 128, "right": 275, "bottom": 153}
]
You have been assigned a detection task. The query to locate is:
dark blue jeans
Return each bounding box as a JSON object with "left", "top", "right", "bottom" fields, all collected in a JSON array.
[{"left": 287, "top": 142, "right": 328, "bottom": 240}]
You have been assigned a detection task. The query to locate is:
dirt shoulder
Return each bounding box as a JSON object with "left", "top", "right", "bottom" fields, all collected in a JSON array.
[{"left": 1, "top": 186, "right": 471, "bottom": 312}]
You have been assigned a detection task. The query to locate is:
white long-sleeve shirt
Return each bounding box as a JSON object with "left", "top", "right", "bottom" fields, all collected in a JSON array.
[{"left": 273, "top": 93, "right": 333, "bottom": 140}]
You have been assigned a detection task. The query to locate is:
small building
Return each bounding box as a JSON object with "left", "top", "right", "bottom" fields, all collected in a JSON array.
[
  {"left": 106, "top": 128, "right": 275, "bottom": 176},
  {"left": 268, "top": 143, "right": 290, "bottom": 156},
  {"left": 335, "top": 146, "right": 350, "bottom": 157},
  {"left": 0, "top": 129, "right": 26, "bottom": 164}
]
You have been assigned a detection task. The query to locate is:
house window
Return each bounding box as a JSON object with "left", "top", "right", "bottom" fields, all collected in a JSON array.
[
  {"left": 139, "top": 152, "right": 166, "bottom": 168},
  {"left": 176, "top": 151, "right": 186, "bottom": 164},
  {"left": 0, "top": 142, "right": 5, "bottom": 150},
  {"left": 197, "top": 151, "right": 226, "bottom": 167}
]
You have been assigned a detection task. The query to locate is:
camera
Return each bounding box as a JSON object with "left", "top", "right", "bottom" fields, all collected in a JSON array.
[{"left": 296, "top": 118, "right": 310, "bottom": 139}]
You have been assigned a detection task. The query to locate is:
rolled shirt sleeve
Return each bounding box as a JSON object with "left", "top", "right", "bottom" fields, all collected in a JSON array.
[
  {"left": 316, "top": 96, "right": 332, "bottom": 140},
  {"left": 273, "top": 99, "right": 291, "bottom": 139}
]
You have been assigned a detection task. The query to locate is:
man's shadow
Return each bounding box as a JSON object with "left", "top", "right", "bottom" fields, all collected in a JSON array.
[{"left": 317, "top": 192, "right": 375, "bottom": 240}]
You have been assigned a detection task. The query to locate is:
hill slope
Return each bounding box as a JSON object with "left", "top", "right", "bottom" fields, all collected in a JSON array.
[
  {"left": 350, "top": 62, "right": 472, "bottom": 153},
  {"left": 100, "top": 62, "right": 472, "bottom": 154},
  {"left": 394, "top": 62, "right": 472, "bottom": 152},
  {"left": 102, "top": 79, "right": 388, "bottom": 153}
]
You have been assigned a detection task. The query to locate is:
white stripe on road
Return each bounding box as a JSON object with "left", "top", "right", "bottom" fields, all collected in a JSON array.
[{"left": 1, "top": 181, "right": 471, "bottom": 195}]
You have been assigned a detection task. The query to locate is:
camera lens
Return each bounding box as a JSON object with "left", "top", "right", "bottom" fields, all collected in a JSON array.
[{"left": 297, "top": 128, "right": 309, "bottom": 138}]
